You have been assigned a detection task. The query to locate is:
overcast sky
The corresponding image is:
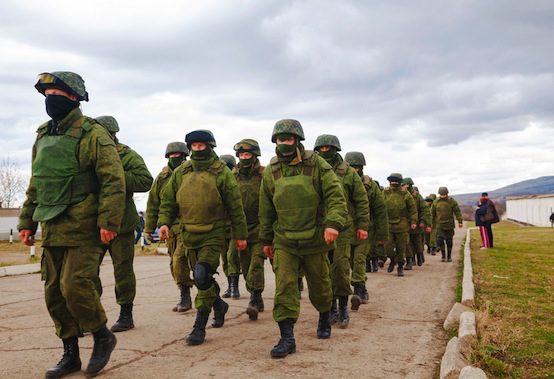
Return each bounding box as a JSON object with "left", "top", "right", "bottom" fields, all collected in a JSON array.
[{"left": 1, "top": 0, "right": 553, "bottom": 210}]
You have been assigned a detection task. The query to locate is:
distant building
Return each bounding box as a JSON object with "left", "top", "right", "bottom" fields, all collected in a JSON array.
[{"left": 506, "top": 194, "right": 554, "bottom": 227}]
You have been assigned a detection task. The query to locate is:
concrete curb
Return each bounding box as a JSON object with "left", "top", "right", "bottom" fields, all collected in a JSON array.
[
  {"left": 439, "top": 227, "right": 487, "bottom": 379},
  {"left": 0, "top": 263, "right": 40, "bottom": 277}
]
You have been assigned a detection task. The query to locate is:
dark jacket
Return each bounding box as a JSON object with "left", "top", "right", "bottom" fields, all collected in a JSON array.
[{"left": 475, "top": 202, "right": 488, "bottom": 226}]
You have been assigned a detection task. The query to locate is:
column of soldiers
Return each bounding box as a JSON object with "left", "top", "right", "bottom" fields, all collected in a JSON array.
[{"left": 17, "top": 72, "right": 465, "bottom": 378}]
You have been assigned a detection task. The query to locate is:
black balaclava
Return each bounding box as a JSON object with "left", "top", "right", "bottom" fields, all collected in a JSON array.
[
  {"left": 190, "top": 146, "right": 213, "bottom": 160},
  {"left": 45, "top": 95, "right": 79, "bottom": 123},
  {"left": 168, "top": 154, "right": 185, "bottom": 169}
]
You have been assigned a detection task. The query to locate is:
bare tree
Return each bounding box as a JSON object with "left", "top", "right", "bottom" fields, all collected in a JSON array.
[{"left": 0, "top": 156, "right": 27, "bottom": 208}]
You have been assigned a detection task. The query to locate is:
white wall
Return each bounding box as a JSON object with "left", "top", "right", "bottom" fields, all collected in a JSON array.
[{"left": 506, "top": 197, "right": 554, "bottom": 227}]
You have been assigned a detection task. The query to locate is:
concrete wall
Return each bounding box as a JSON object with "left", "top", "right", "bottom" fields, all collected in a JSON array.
[{"left": 506, "top": 196, "right": 554, "bottom": 227}]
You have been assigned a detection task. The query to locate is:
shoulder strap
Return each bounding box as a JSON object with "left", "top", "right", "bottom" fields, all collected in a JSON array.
[
  {"left": 362, "top": 175, "right": 373, "bottom": 186},
  {"left": 334, "top": 161, "right": 349, "bottom": 177},
  {"left": 181, "top": 160, "right": 193, "bottom": 174},
  {"left": 161, "top": 165, "right": 172, "bottom": 179},
  {"left": 270, "top": 156, "right": 282, "bottom": 180},
  {"left": 208, "top": 159, "right": 225, "bottom": 176},
  {"left": 302, "top": 150, "right": 316, "bottom": 176}
]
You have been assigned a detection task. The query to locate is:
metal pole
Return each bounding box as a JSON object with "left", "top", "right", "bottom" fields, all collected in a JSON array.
[
  {"left": 30, "top": 245, "right": 36, "bottom": 258},
  {"left": 9, "top": 229, "right": 13, "bottom": 244}
]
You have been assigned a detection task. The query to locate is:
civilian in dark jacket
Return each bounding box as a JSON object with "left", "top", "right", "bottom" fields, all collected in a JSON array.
[
  {"left": 475, "top": 201, "right": 490, "bottom": 249},
  {"left": 480, "top": 193, "right": 499, "bottom": 248}
]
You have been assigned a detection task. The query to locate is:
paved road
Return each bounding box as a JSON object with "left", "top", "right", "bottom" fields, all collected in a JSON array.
[{"left": 0, "top": 228, "right": 464, "bottom": 379}]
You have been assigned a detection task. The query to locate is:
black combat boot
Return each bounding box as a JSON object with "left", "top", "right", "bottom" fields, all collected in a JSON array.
[
  {"left": 211, "top": 297, "right": 229, "bottom": 328},
  {"left": 246, "top": 290, "right": 263, "bottom": 320},
  {"left": 45, "top": 337, "right": 81, "bottom": 379},
  {"left": 350, "top": 284, "right": 362, "bottom": 311},
  {"left": 338, "top": 296, "right": 349, "bottom": 329},
  {"left": 397, "top": 262, "right": 404, "bottom": 277},
  {"left": 441, "top": 250, "right": 446, "bottom": 262},
  {"left": 316, "top": 311, "right": 332, "bottom": 339},
  {"left": 371, "top": 257, "right": 379, "bottom": 273},
  {"left": 174, "top": 285, "right": 192, "bottom": 312},
  {"left": 415, "top": 252, "right": 423, "bottom": 266},
  {"left": 230, "top": 275, "right": 240, "bottom": 299},
  {"left": 329, "top": 298, "right": 338, "bottom": 324},
  {"left": 361, "top": 283, "right": 369, "bottom": 304},
  {"left": 387, "top": 259, "right": 395, "bottom": 273},
  {"left": 365, "top": 258, "right": 371, "bottom": 273},
  {"left": 186, "top": 309, "right": 210, "bottom": 346},
  {"left": 85, "top": 326, "right": 116, "bottom": 375},
  {"left": 421, "top": 252, "right": 425, "bottom": 264},
  {"left": 222, "top": 276, "right": 232, "bottom": 298},
  {"left": 430, "top": 247, "right": 436, "bottom": 256},
  {"left": 270, "top": 319, "right": 296, "bottom": 358},
  {"left": 378, "top": 257, "right": 385, "bottom": 268},
  {"left": 110, "top": 303, "right": 134, "bottom": 332},
  {"left": 405, "top": 257, "right": 413, "bottom": 270},
  {"left": 447, "top": 250, "right": 452, "bottom": 262}
]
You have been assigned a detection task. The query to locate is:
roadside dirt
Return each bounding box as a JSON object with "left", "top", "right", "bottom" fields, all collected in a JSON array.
[{"left": 0, "top": 228, "right": 464, "bottom": 378}]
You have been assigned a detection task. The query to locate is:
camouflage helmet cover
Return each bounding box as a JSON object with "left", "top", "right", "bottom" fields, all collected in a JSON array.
[
  {"left": 271, "top": 119, "right": 305, "bottom": 142},
  {"left": 387, "top": 173, "right": 403, "bottom": 182},
  {"left": 314, "top": 134, "right": 341, "bottom": 151},
  {"left": 234, "top": 138, "right": 261, "bottom": 157},
  {"left": 220, "top": 154, "right": 236, "bottom": 169},
  {"left": 424, "top": 195, "right": 434, "bottom": 203},
  {"left": 35, "top": 71, "right": 89, "bottom": 101},
  {"left": 165, "top": 141, "right": 189, "bottom": 158},
  {"left": 95, "top": 116, "right": 119, "bottom": 133},
  {"left": 344, "top": 151, "right": 366, "bottom": 166},
  {"left": 185, "top": 129, "right": 216, "bottom": 147},
  {"left": 402, "top": 177, "right": 414, "bottom": 186},
  {"left": 438, "top": 186, "right": 449, "bottom": 195}
]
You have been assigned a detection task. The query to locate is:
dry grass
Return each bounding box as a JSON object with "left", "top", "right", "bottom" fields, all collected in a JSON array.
[{"left": 470, "top": 221, "right": 554, "bottom": 378}]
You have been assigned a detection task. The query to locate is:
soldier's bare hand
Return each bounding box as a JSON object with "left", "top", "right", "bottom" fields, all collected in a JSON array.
[
  {"left": 19, "top": 229, "right": 34, "bottom": 246},
  {"left": 100, "top": 228, "right": 117, "bottom": 244},
  {"left": 410, "top": 224, "right": 417, "bottom": 230},
  {"left": 263, "top": 245, "right": 274, "bottom": 259},
  {"left": 235, "top": 240, "right": 247, "bottom": 251},
  {"left": 324, "top": 228, "right": 339, "bottom": 244},
  {"left": 356, "top": 229, "right": 368, "bottom": 241},
  {"left": 425, "top": 226, "right": 432, "bottom": 233},
  {"left": 158, "top": 225, "right": 170, "bottom": 241},
  {"left": 458, "top": 223, "right": 463, "bottom": 228}
]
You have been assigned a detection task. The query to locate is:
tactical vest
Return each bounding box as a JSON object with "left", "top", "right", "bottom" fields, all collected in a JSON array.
[
  {"left": 333, "top": 161, "right": 355, "bottom": 223},
  {"left": 385, "top": 188, "right": 409, "bottom": 224},
  {"left": 233, "top": 164, "right": 263, "bottom": 225},
  {"left": 435, "top": 198, "right": 456, "bottom": 226},
  {"left": 176, "top": 160, "right": 226, "bottom": 233},
  {"left": 271, "top": 151, "right": 320, "bottom": 241},
  {"left": 32, "top": 119, "right": 99, "bottom": 222}
]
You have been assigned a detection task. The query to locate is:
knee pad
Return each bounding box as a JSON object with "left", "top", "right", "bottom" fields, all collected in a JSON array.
[{"left": 193, "top": 262, "right": 215, "bottom": 290}]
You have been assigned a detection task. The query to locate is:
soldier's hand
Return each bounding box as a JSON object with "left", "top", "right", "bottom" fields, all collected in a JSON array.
[
  {"left": 19, "top": 229, "right": 34, "bottom": 246},
  {"left": 356, "top": 229, "right": 368, "bottom": 241},
  {"left": 158, "top": 225, "right": 170, "bottom": 241},
  {"left": 425, "top": 226, "right": 432, "bottom": 233},
  {"left": 235, "top": 240, "right": 247, "bottom": 251},
  {"left": 410, "top": 224, "right": 417, "bottom": 230},
  {"left": 324, "top": 228, "right": 339, "bottom": 245},
  {"left": 419, "top": 222, "right": 425, "bottom": 228},
  {"left": 263, "top": 245, "right": 274, "bottom": 259},
  {"left": 376, "top": 240, "right": 386, "bottom": 245},
  {"left": 100, "top": 228, "right": 117, "bottom": 244},
  {"left": 458, "top": 223, "right": 463, "bottom": 228}
]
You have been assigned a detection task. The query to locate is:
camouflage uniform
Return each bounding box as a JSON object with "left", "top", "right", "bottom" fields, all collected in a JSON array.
[
  {"left": 314, "top": 136, "right": 369, "bottom": 323},
  {"left": 403, "top": 180, "right": 431, "bottom": 269},
  {"left": 431, "top": 187, "right": 463, "bottom": 262},
  {"left": 18, "top": 72, "right": 124, "bottom": 376},
  {"left": 383, "top": 173, "right": 417, "bottom": 276},
  {"left": 158, "top": 130, "right": 248, "bottom": 346},
  {"left": 424, "top": 194, "right": 437, "bottom": 254},
  {"left": 145, "top": 142, "right": 194, "bottom": 312},
  {"left": 95, "top": 116, "right": 153, "bottom": 331},
  {"left": 260, "top": 120, "right": 347, "bottom": 358}
]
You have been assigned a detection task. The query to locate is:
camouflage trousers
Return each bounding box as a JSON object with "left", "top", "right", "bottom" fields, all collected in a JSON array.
[
  {"left": 329, "top": 243, "right": 352, "bottom": 297},
  {"left": 99, "top": 231, "right": 136, "bottom": 305},
  {"left": 219, "top": 238, "right": 234, "bottom": 277},
  {"left": 167, "top": 228, "right": 193, "bottom": 287},
  {"left": 227, "top": 240, "right": 265, "bottom": 291},
  {"left": 385, "top": 231, "right": 408, "bottom": 265},
  {"left": 409, "top": 232, "right": 424, "bottom": 258},
  {"left": 350, "top": 239, "right": 370, "bottom": 283},
  {"left": 272, "top": 248, "right": 332, "bottom": 322},
  {"left": 42, "top": 246, "right": 107, "bottom": 339},
  {"left": 186, "top": 245, "right": 222, "bottom": 312}
]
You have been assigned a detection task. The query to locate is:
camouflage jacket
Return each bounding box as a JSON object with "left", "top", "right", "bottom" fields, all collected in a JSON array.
[
  {"left": 145, "top": 165, "right": 174, "bottom": 233},
  {"left": 362, "top": 175, "right": 389, "bottom": 242},
  {"left": 431, "top": 196, "right": 463, "bottom": 230},
  {"left": 383, "top": 185, "right": 417, "bottom": 233}
]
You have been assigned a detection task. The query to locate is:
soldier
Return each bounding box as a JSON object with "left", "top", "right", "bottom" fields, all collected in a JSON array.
[
  {"left": 219, "top": 154, "right": 241, "bottom": 299},
  {"left": 259, "top": 119, "right": 347, "bottom": 358},
  {"left": 402, "top": 179, "right": 431, "bottom": 268},
  {"left": 18, "top": 72, "right": 125, "bottom": 377},
  {"left": 431, "top": 187, "right": 463, "bottom": 262},
  {"left": 157, "top": 130, "right": 248, "bottom": 346},
  {"left": 314, "top": 136, "right": 369, "bottom": 327},
  {"left": 95, "top": 116, "right": 153, "bottom": 332},
  {"left": 145, "top": 142, "right": 194, "bottom": 312},
  {"left": 227, "top": 139, "right": 266, "bottom": 320},
  {"left": 344, "top": 152, "right": 388, "bottom": 306},
  {"left": 424, "top": 194, "right": 437, "bottom": 255},
  {"left": 383, "top": 173, "right": 417, "bottom": 276}
]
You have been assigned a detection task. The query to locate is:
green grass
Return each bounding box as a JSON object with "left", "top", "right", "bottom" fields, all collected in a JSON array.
[
  {"left": 470, "top": 221, "right": 554, "bottom": 378},
  {"left": 0, "top": 261, "right": 17, "bottom": 267}
]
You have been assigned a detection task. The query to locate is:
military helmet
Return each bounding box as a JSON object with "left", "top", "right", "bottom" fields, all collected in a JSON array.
[
  {"left": 185, "top": 129, "right": 216, "bottom": 148},
  {"left": 220, "top": 154, "right": 236, "bottom": 169},
  {"left": 95, "top": 116, "right": 119, "bottom": 133},
  {"left": 271, "top": 119, "right": 305, "bottom": 142},
  {"left": 165, "top": 141, "right": 189, "bottom": 158},
  {"left": 344, "top": 151, "right": 366, "bottom": 166},
  {"left": 402, "top": 177, "right": 414, "bottom": 186},
  {"left": 430, "top": 193, "right": 437, "bottom": 200},
  {"left": 35, "top": 71, "right": 89, "bottom": 101},
  {"left": 313, "top": 134, "right": 341, "bottom": 151},
  {"left": 438, "top": 186, "right": 449, "bottom": 195},
  {"left": 424, "top": 195, "right": 434, "bottom": 203},
  {"left": 387, "top": 173, "right": 403, "bottom": 182},
  {"left": 234, "top": 138, "right": 261, "bottom": 157}
]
